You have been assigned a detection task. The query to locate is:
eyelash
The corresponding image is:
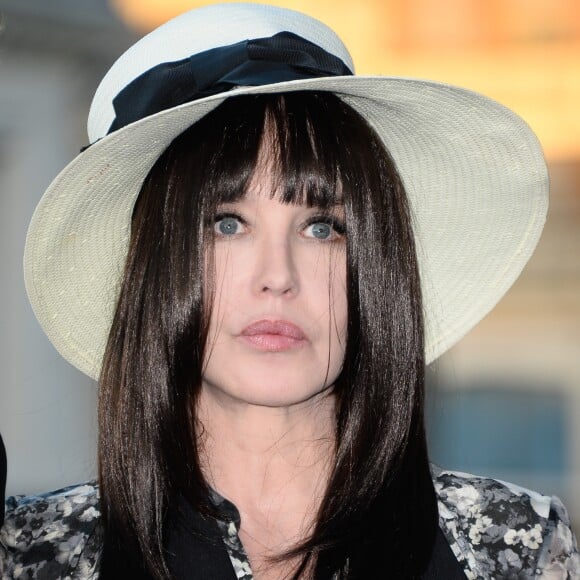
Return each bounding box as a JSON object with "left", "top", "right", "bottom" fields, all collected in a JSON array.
[
  {"left": 213, "top": 212, "right": 346, "bottom": 240},
  {"left": 305, "top": 215, "right": 346, "bottom": 238},
  {"left": 213, "top": 211, "right": 246, "bottom": 228}
]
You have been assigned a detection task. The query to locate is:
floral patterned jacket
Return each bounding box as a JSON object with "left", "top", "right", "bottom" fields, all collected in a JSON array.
[{"left": 1, "top": 467, "right": 578, "bottom": 579}]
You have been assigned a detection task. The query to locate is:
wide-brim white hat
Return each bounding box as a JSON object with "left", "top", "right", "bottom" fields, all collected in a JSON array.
[{"left": 24, "top": 3, "right": 548, "bottom": 381}]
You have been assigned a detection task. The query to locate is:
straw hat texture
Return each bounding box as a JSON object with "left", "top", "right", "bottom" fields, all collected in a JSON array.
[{"left": 24, "top": 3, "right": 548, "bottom": 380}]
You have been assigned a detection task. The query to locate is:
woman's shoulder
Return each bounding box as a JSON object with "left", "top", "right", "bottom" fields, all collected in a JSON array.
[
  {"left": 1, "top": 481, "right": 101, "bottom": 579},
  {"left": 432, "top": 466, "right": 580, "bottom": 579}
]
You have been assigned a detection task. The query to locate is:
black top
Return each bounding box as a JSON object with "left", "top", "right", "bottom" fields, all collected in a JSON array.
[
  {"left": 164, "top": 493, "right": 466, "bottom": 579},
  {"left": 423, "top": 526, "right": 467, "bottom": 579}
]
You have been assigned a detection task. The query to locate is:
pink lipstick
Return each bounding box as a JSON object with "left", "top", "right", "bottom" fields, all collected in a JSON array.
[{"left": 239, "top": 320, "right": 307, "bottom": 352}]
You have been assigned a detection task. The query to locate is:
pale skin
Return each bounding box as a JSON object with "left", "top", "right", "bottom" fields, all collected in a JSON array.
[
  {"left": 197, "top": 391, "right": 336, "bottom": 578},
  {"left": 197, "top": 155, "right": 348, "bottom": 578}
]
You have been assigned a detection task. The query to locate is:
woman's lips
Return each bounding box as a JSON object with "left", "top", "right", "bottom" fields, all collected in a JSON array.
[{"left": 239, "top": 320, "right": 307, "bottom": 352}]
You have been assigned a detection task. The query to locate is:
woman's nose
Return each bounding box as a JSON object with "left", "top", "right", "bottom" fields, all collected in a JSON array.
[{"left": 251, "top": 237, "right": 299, "bottom": 297}]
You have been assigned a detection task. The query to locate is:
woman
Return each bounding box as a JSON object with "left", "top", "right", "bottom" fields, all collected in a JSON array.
[{"left": 1, "top": 4, "right": 578, "bottom": 579}]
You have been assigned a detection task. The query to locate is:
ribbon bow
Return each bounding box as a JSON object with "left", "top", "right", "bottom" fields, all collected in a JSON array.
[{"left": 108, "top": 32, "right": 353, "bottom": 134}]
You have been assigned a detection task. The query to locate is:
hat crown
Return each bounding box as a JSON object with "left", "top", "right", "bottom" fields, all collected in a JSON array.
[{"left": 88, "top": 3, "right": 354, "bottom": 143}]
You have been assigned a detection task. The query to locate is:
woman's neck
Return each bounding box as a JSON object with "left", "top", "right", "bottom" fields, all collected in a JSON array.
[{"left": 196, "top": 387, "right": 336, "bottom": 576}]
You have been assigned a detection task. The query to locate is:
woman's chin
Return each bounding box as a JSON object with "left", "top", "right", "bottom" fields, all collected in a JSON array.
[{"left": 200, "top": 379, "right": 335, "bottom": 410}]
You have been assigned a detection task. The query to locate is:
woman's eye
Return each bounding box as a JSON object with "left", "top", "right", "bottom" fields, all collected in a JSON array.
[
  {"left": 214, "top": 215, "right": 245, "bottom": 236},
  {"left": 306, "top": 222, "right": 332, "bottom": 240},
  {"left": 304, "top": 218, "right": 345, "bottom": 241}
]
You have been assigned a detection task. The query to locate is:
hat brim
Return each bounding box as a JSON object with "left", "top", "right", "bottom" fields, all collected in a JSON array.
[{"left": 24, "top": 75, "right": 548, "bottom": 380}]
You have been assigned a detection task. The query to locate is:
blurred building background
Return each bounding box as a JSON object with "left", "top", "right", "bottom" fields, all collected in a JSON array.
[{"left": 1, "top": 0, "right": 578, "bottom": 533}]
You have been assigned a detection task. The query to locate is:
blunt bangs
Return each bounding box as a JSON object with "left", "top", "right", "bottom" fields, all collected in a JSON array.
[{"left": 174, "top": 92, "right": 352, "bottom": 212}]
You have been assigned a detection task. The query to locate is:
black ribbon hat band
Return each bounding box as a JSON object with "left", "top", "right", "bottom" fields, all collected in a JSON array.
[{"left": 108, "top": 32, "right": 353, "bottom": 135}]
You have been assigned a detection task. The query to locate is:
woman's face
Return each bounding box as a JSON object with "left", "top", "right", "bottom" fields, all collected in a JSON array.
[{"left": 201, "top": 170, "right": 348, "bottom": 409}]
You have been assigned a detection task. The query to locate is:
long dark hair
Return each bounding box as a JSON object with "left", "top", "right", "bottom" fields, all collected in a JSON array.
[{"left": 98, "top": 92, "right": 437, "bottom": 578}]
